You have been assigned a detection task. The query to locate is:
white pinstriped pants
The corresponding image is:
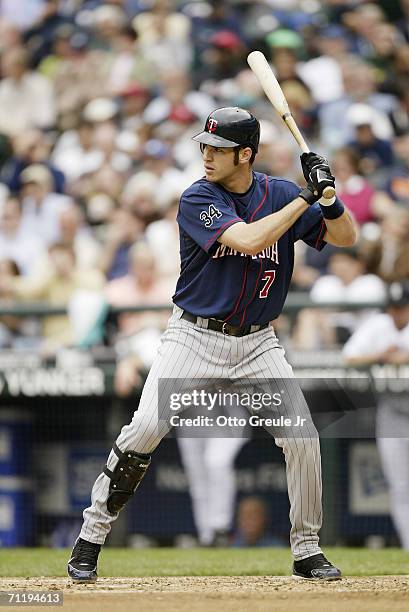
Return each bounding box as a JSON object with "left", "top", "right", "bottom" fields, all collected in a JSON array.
[{"left": 80, "top": 306, "right": 323, "bottom": 560}]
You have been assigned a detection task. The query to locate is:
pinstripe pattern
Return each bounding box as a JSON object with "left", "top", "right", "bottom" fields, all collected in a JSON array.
[{"left": 80, "top": 305, "right": 322, "bottom": 559}]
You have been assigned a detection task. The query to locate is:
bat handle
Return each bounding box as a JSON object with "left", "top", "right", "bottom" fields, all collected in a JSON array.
[{"left": 322, "top": 185, "right": 336, "bottom": 199}]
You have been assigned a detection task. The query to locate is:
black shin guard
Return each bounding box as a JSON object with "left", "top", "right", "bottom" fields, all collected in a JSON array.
[{"left": 104, "top": 444, "right": 151, "bottom": 515}]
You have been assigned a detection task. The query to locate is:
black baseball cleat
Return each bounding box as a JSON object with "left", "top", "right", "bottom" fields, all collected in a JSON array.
[
  {"left": 67, "top": 537, "right": 101, "bottom": 583},
  {"left": 292, "top": 553, "right": 342, "bottom": 581}
]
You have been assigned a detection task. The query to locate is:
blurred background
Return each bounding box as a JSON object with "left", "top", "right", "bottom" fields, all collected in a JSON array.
[{"left": 0, "top": 0, "right": 408, "bottom": 552}]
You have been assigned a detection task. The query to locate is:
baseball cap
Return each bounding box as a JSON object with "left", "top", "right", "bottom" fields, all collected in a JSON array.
[
  {"left": 346, "top": 104, "right": 374, "bottom": 128},
  {"left": 319, "top": 25, "right": 348, "bottom": 39},
  {"left": 20, "top": 164, "right": 53, "bottom": 187},
  {"left": 210, "top": 30, "right": 243, "bottom": 50},
  {"left": 265, "top": 29, "right": 303, "bottom": 49},
  {"left": 387, "top": 281, "right": 409, "bottom": 307},
  {"left": 83, "top": 98, "right": 118, "bottom": 122},
  {"left": 118, "top": 83, "right": 149, "bottom": 98},
  {"left": 143, "top": 139, "right": 170, "bottom": 159}
]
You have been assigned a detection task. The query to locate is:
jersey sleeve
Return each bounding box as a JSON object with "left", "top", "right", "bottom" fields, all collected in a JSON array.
[
  {"left": 293, "top": 202, "right": 327, "bottom": 251},
  {"left": 177, "top": 184, "right": 243, "bottom": 253}
]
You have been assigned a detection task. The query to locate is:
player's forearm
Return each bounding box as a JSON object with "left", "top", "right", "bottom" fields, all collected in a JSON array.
[
  {"left": 323, "top": 208, "right": 357, "bottom": 247},
  {"left": 246, "top": 197, "right": 309, "bottom": 253},
  {"left": 220, "top": 197, "right": 308, "bottom": 256}
]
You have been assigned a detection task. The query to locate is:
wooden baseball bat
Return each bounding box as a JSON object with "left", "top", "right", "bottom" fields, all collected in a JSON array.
[{"left": 247, "top": 50, "right": 336, "bottom": 199}]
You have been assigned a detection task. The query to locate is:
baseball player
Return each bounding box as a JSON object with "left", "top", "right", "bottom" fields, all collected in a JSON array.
[
  {"left": 343, "top": 281, "right": 409, "bottom": 550},
  {"left": 68, "top": 107, "right": 356, "bottom": 581}
]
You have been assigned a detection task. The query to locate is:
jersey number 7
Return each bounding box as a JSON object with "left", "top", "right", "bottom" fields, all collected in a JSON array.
[{"left": 259, "top": 270, "right": 276, "bottom": 299}]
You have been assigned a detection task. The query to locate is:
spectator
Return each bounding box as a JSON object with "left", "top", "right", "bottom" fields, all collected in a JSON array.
[
  {"left": 99, "top": 207, "right": 143, "bottom": 280},
  {"left": 0, "top": 197, "right": 46, "bottom": 275},
  {"left": 105, "top": 25, "right": 157, "bottom": 95},
  {"left": 133, "top": 0, "right": 192, "bottom": 72},
  {"left": 51, "top": 31, "right": 109, "bottom": 127},
  {"left": 23, "top": 0, "right": 73, "bottom": 67},
  {"left": 19, "top": 164, "right": 72, "bottom": 245},
  {"left": 107, "top": 243, "right": 174, "bottom": 394},
  {"left": 0, "top": 47, "right": 56, "bottom": 136},
  {"left": 51, "top": 118, "right": 99, "bottom": 182},
  {"left": 143, "top": 68, "right": 215, "bottom": 127},
  {"left": 118, "top": 83, "right": 151, "bottom": 132},
  {"left": 0, "top": 129, "right": 65, "bottom": 194},
  {"left": 386, "top": 132, "right": 409, "bottom": 206},
  {"left": 299, "top": 25, "right": 350, "bottom": 104},
  {"left": 319, "top": 57, "right": 397, "bottom": 150},
  {"left": 0, "top": 258, "right": 39, "bottom": 348},
  {"left": 33, "top": 203, "right": 102, "bottom": 276},
  {"left": 331, "top": 147, "right": 394, "bottom": 224},
  {"left": 105, "top": 241, "right": 173, "bottom": 339},
  {"left": 7, "top": 242, "right": 104, "bottom": 353},
  {"left": 0, "top": 18, "right": 23, "bottom": 54},
  {"left": 232, "top": 497, "right": 281, "bottom": 548},
  {"left": 195, "top": 30, "right": 246, "bottom": 86},
  {"left": 360, "top": 209, "right": 409, "bottom": 283},
  {"left": 294, "top": 248, "right": 386, "bottom": 349},
  {"left": 145, "top": 199, "right": 180, "bottom": 283},
  {"left": 346, "top": 103, "right": 396, "bottom": 182}
]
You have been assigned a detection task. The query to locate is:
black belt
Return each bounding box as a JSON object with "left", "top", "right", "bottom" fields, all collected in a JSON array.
[{"left": 181, "top": 310, "right": 269, "bottom": 337}]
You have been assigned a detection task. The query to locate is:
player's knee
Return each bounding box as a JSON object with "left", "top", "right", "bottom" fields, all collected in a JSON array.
[{"left": 104, "top": 444, "right": 151, "bottom": 515}]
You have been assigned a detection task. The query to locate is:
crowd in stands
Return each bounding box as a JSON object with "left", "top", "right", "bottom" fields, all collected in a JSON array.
[{"left": 0, "top": 0, "right": 408, "bottom": 368}]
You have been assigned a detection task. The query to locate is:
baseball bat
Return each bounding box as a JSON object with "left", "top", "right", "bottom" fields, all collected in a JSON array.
[{"left": 247, "top": 50, "right": 335, "bottom": 199}]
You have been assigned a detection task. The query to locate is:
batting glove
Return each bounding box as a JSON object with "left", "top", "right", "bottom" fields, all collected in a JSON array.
[
  {"left": 308, "top": 165, "right": 336, "bottom": 199},
  {"left": 300, "top": 152, "right": 329, "bottom": 183}
]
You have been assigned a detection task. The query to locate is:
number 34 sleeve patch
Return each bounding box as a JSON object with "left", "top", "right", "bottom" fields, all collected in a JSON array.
[
  {"left": 199, "top": 204, "right": 222, "bottom": 227},
  {"left": 178, "top": 183, "right": 243, "bottom": 253}
]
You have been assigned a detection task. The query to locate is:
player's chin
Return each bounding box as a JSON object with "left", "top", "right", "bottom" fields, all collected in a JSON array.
[{"left": 204, "top": 170, "right": 218, "bottom": 182}]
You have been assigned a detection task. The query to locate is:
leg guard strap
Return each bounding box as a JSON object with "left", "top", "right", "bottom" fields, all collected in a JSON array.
[{"left": 104, "top": 444, "right": 151, "bottom": 515}]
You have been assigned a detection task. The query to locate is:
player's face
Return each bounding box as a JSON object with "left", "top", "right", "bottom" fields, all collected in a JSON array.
[{"left": 200, "top": 144, "right": 240, "bottom": 183}]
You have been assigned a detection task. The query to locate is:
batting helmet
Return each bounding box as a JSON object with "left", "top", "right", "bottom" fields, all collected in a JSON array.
[{"left": 192, "top": 107, "right": 260, "bottom": 153}]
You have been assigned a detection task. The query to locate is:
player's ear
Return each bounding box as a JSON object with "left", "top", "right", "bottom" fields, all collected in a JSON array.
[{"left": 239, "top": 147, "right": 253, "bottom": 164}]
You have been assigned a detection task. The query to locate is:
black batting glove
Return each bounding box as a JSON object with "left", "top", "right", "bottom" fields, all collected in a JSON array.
[
  {"left": 308, "top": 165, "right": 336, "bottom": 199},
  {"left": 300, "top": 152, "right": 329, "bottom": 183}
]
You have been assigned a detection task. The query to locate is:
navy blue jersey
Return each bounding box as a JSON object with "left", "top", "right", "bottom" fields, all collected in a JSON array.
[{"left": 173, "top": 171, "right": 328, "bottom": 325}]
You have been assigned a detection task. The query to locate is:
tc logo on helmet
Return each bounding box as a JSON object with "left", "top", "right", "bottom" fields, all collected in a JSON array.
[{"left": 207, "top": 118, "right": 218, "bottom": 133}]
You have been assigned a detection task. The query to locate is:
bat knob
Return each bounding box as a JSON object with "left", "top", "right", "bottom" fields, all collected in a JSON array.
[{"left": 322, "top": 186, "right": 336, "bottom": 199}]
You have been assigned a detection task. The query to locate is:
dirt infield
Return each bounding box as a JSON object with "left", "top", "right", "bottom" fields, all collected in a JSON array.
[{"left": 1, "top": 576, "right": 409, "bottom": 612}]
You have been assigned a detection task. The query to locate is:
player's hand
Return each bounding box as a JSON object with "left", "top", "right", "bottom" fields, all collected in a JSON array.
[
  {"left": 308, "top": 165, "right": 336, "bottom": 200},
  {"left": 300, "top": 152, "right": 329, "bottom": 182}
]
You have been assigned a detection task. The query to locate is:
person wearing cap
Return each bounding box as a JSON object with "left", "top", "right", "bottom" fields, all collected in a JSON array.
[
  {"left": 294, "top": 246, "right": 386, "bottom": 349},
  {"left": 0, "top": 47, "right": 57, "bottom": 136},
  {"left": 19, "top": 164, "right": 72, "bottom": 245},
  {"left": 298, "top": 25, "right": 350, "bottom": 104},
  {"left": 195, "top": 29, "right": 246, "bottom": 85},
  {"left": 266, "top": 28, "right": 310, "bottom": 94},
  {"left": 343, "top": 281, "right": 409, "bottom": 550},
  {"left": 346, "top": 103, "right": 396, "bottom": 179}
]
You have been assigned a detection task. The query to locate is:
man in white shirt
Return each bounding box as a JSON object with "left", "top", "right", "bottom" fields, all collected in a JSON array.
[
  {"left": 294, "top": 247, "right": 386, "bottom": 349},
  {"left": 343, "top": 281, "right": 409, "bottom": 550},
  {"left": 0, "top": 196, "right": 46, "bottom": 275},
  {"left": 20, "top": 164, "right": 71, "bottom": 245},
  {"left": 0, "top": 47, "right": 56, "bottom": 136}
]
